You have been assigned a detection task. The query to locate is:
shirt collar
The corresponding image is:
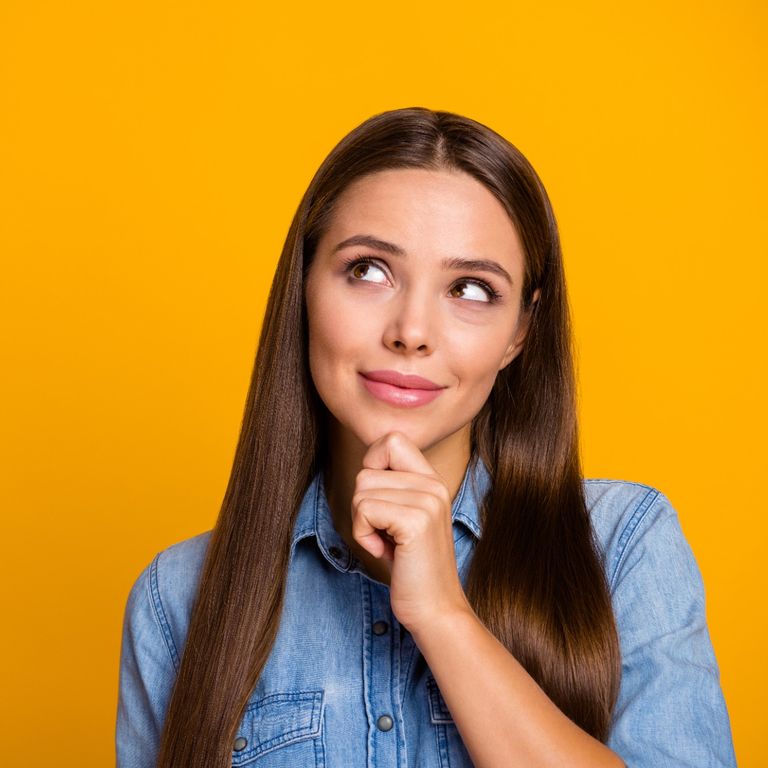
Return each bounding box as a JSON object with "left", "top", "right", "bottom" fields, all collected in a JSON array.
[{"left": 290, "top": 453, "right": 491, "bottom": 562}]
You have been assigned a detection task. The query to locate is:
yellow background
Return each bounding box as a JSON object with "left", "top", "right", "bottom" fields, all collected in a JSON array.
[{"left": 1, "top": 1, "right": 764, "bottom": 765}]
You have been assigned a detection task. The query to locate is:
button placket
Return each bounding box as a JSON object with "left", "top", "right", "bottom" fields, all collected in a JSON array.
[
  {"left": 361, "top": 577, "right": 403, "bottom": 765},
  {"left": 377, "top": 714, "right": 394, "bottom": 731},
  {"left": 372, "top": 620, "right": 388, "bottom": 635}
]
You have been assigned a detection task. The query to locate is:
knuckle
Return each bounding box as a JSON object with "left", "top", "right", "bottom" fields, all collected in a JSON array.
[
  {"left": 433, "top": 481, "right": 451, "bottom": 507},
  {"left": 356, "top": 468, "right": 375, "bottom": 486},
  {"left": 428, "top": 476, "right": 448, "bottom": 496},
  {"left": 423, "top": 484, "right": 448, "bottom": 514},
  {"left": 414, "top": 513, "right": 430, "bottom": 534}
]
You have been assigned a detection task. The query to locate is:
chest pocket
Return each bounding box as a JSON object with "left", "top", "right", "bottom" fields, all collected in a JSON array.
[
  {"left": 427, "top": 675, "right": 473, "bottom": 768},
  {"left": 231, "top": 690, "right": 325, "bottom": 767}
]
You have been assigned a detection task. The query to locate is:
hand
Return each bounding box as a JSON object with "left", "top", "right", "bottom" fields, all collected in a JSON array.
[{"left": 350, "top": 431, "right": 472, "bottom": 633}]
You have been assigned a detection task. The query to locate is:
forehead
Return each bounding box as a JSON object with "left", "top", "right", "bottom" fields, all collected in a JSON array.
[{"left": 320, "top": 168, "right": 525, "bottom": 269}]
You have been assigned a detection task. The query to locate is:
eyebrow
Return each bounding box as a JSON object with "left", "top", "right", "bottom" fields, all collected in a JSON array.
[{"left": 331, "top": 234, "right": 514, "bottom": 286}]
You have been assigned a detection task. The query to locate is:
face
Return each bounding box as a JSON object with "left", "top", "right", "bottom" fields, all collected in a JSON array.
[{"left": 304, "top": 167, "right": 536, "bottom": 464}]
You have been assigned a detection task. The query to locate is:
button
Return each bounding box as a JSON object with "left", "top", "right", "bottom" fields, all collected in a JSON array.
[
  {"left": 233, "top": 736, "right": 248, "bottom": 751},
  {"left": 329, "top": 546, "right": 343, "bottom": 559},
  {"left": 373, "top": 620, "right": 389, "bottom": 635},
  {"left": 377, "top": 714, "right": 394, "bottom": 731}
]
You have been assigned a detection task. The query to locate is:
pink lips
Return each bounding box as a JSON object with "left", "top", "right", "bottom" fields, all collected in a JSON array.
[{"left": 359, "top": 369, "right": 446, "bottom": 408}]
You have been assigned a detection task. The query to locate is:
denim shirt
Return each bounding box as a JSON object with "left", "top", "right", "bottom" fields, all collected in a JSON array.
[{"left": 116, "top": 457, "right": 737, "bottom": 767}]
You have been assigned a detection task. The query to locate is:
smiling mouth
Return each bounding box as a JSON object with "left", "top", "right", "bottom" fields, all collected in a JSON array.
[
  {"left": 359, "top": 369, "right": 444, "bottom": 390},
  {"left": 358, "top": 372, "right": 445, "bottom": 408}
]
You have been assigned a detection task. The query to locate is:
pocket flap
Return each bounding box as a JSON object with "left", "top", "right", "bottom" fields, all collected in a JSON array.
[
  {"left": 231, "top": 690, "right": 325, "bottom": 765},
  {"left": 426, "top": 674, "right": 454, "bottom": 724}
]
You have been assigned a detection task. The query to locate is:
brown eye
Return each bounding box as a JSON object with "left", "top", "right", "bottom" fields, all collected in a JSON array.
[
  {"left": 449, "top": 280, "right": 496, "bottom": 303},
  {"left": 342, "top": 255, "right": 502, "bottom": 304},
  {"left": 343, "top": 256, "right": 387, "bottom": 284}
]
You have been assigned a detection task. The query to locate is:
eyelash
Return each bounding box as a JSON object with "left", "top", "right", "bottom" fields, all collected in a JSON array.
[{"left": 340, "top": 255, "right": 503, "bottom": 304}]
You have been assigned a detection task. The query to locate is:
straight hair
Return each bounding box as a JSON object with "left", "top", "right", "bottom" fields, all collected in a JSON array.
[{"left": 155, "top": 107, "right": 621, "bottom": 767}]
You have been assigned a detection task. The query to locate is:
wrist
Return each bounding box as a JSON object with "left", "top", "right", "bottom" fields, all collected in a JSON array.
[{"left": 408, "top": 596, "right": 477, "bottom": 645}]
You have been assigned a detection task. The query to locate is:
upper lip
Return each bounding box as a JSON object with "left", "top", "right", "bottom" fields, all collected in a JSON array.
[{"left": 361, "top": 369, "right": 444, "bottom": 390}]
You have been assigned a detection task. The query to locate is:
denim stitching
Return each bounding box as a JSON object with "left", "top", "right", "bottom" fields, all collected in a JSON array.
[
  {"left": 232, "top": 723, "right": 321, "bottom": 762},
  {"left": 361, "top": 575, "right": 375, "bottom": 758},
  {"left": 391, "top": 608, "right": 403, "bottom": 767},
  {"left": 584, "top": 478, "right": 656, "bottom": 491},
  {"left": 609, "top": 486, "right": 660, "bottom": 592},
  {"left": 290, "top": 476, "right": 319, "bottom": 558},
  {"left": 401, "top": 629, "right": 420, "bottom": 705},
  {"left": 452, "top": 458, "right": 482, "bottom": 540},
  {"left": 426, "top": 675, "right": 453, "bottom": 723},
  {"left": 233, "top": 691, "right": 324, "bottom": 763},
  {"left": 453, "top": 529, "right": 470, "bottom": 546},
  {"left": 148, "top": 551, "right": 180, "bottom": 672}
]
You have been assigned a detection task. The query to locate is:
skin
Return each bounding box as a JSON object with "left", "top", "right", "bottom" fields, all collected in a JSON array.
[
  {"left": 301, "top": 167, "right": 624, "bottom": 767},
  {"left": 304, "top": 166, "right": 535, "bottom": 599}
]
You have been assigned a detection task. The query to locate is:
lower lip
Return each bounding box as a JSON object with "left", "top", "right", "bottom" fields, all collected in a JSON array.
[{"left": 359, "top": 374, "right": 445, "bottom": 408}]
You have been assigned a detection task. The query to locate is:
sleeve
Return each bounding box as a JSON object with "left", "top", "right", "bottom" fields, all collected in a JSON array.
[
  {"left": 605, "top": 491, "right": 737, "bottom": 767},
  {"left": 115, "top": 554, "right": 178, "bottom": 768}
]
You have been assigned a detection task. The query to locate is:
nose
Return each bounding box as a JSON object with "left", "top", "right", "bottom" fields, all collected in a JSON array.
[{"left": 382, "top": 290, "right": 435, "bottom": 355}]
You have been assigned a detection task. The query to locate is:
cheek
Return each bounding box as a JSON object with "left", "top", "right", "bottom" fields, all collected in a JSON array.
[
  {"left": 450, "top": 333, "right": 510, "bottom": 404},
  {"left": 306, "top": 294, "right": 367, "bottom": 388},
  {"left": 453, "top": 326, "right": 510, "bottom": 379},
  {"left": 460, "top": 363, "right": 501, "bottom": 407}
]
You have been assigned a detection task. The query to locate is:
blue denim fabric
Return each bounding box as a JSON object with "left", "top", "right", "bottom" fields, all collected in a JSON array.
[{"left": 116, "top": 456, "right": 737, "bottom": 767}]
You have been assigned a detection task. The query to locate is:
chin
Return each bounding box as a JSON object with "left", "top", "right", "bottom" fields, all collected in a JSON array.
[
  {"left": 361, "top": 416, "right": 457, "bottom": 454},
  {"left": 331, "top": 410, "right": 427, "bottom": 449}
]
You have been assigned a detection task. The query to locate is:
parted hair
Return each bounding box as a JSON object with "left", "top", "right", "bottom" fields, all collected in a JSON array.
[{"left": 155, "top": 107, "right": 621, "bottom": 767}]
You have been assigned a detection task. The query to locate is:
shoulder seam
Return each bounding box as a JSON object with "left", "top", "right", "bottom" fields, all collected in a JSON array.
[
  {"left": 148, "top": 551, "right": 181, "bottom": 673},
  {"left": 608, "top": 486, "right": 661, "bottom": 592},
  {"left": 584, "top": 478, "right": 656, "bottom": 491}
]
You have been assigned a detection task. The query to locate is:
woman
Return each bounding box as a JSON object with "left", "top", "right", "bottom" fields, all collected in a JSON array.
[{"left": 116, "top": 107, "right": 736, "bottom": 767}]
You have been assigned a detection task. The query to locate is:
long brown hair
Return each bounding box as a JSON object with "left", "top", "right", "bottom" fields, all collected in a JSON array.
[{"left": 155, "top": 107, "right": 621, "bottom": 767}]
